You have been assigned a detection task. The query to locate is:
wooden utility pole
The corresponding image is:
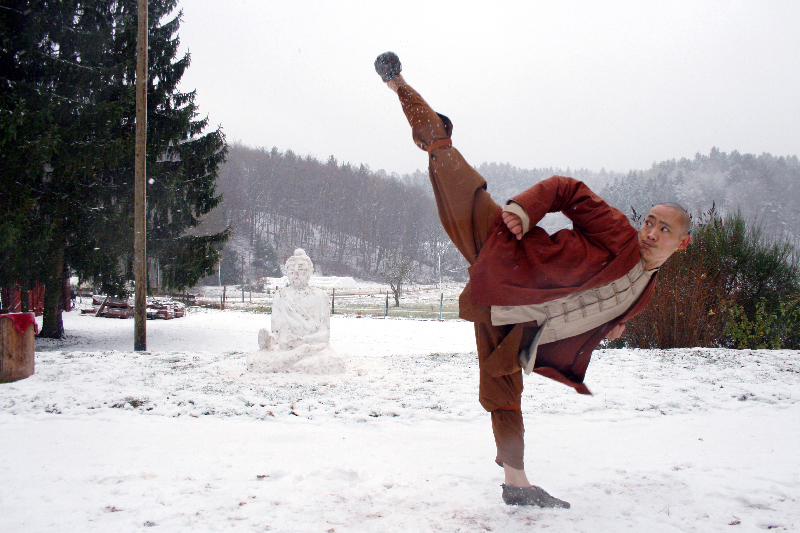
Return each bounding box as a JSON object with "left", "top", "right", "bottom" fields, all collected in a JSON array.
[{"left": 133, "top": 0, "right": 148, "bottom": 351}]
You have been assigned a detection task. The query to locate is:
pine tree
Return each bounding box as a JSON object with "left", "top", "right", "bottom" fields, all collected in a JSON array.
[
  {"left": 0, "top": 0, "right": 70, "bottom": 300},
  {"left": 263, "top": 241, "right": 281, "bottom": 278},
  {"left": 251, "top": 234, "right": 281, "bottom": 278},
  {"left": 0, "top": 0, "right": 228, "bottom": 337},
  {"left": 219, "top": 245, "right": 241, "bottom": 286}
]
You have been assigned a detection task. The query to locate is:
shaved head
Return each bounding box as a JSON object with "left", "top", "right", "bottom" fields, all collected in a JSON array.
[
  {"left": 639, "top": 204, "right": 693, "bottom": 269},
  {"left": 656, "top": 202, "right": 691, "bottom": 236}
]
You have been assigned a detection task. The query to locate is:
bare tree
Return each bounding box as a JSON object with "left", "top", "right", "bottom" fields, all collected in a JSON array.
[{"left": 379, "top": 253, "right": 417, "bottom": 307}]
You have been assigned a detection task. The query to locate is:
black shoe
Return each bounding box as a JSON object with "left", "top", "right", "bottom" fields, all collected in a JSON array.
[
  {"left": 501, "top": 484, "right": 571, "bottom": 509},
  {"left": 375, "top": 52, "right": 402, "bottom": 82}
]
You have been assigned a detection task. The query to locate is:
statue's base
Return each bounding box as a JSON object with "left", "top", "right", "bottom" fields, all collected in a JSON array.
[{"left": 246, "top": 344, "right": 345, "bottom": 374}]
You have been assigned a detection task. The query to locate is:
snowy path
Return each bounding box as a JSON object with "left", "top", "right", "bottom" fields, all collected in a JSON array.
[{"left": 1, "top": 309, "right": 798, "bottom": 532}]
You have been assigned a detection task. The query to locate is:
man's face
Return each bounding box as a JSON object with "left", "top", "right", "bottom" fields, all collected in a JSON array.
[{"left": 638, "top": 205, "right": 691, "bottom": 270}]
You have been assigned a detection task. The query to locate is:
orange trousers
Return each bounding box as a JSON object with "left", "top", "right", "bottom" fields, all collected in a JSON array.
[{"left": 396, "top": 85, "right": 527, "bottom": 469}]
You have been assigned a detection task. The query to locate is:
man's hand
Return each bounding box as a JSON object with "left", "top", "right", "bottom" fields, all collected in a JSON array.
[
  {"left": 605, "top": 323, "right": 626, "bottom": 340},
  {"left": 502, "top": 211, "right": 524, "bottom": 240}
]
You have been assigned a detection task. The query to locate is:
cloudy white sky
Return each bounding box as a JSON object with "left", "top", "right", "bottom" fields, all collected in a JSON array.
[{"left": 175, "top": 0, "right": 800, "bottom": 176}]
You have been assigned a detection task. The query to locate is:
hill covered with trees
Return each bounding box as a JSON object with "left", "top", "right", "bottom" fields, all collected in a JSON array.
[
  {"left": 210, "top": 143, "right": 464, "bottom": 287},
  {"left": 600, "top": 148, "right": 800, "bottom": 248},
  {"left": 215, "top": 145, "right": 800, "bottom": 287}
]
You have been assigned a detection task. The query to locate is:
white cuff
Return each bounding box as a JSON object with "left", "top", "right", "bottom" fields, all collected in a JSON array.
[{"left": 503, "top": 201, "right": 530, "bottom": 235}]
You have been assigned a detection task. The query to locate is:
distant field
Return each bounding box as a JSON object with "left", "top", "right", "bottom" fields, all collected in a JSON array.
[{"left": 187, "top": 282, "right": 465, "bottom": 320}]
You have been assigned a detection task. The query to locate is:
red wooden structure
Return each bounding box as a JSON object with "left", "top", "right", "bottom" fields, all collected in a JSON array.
[{"left": 0, "top": 284, "right": 45, "bottom": 316}]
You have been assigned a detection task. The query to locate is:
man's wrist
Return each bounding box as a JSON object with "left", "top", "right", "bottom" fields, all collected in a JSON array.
[{"left": 503, "top": 201, "right": 530, "bottom": 234}]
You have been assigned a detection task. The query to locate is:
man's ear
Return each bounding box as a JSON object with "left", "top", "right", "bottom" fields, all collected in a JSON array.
[{"left": 678, "top": 234, "right": 691, "bottom": 250}]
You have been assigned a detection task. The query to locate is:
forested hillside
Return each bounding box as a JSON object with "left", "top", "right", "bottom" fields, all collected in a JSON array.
[
  {"left": 212, "top": 143, "right": 466, "bottom": 284},
  {"left": 211, "top": 144, "right": 799, "bottom": 286},
  {"left": 600, "top": 148, "right": 800, "bottom": 247}
]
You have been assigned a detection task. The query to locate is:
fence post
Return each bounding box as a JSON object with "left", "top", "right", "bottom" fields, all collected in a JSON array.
[
  {"left": 440, "top": 293, "right": 443, "bottom": 321},
  {"left": 331, "top": 288, "right": 335, "bottom": 314},
  {"left": 384, "top": 292, "right": 388, "bottom": 318}
]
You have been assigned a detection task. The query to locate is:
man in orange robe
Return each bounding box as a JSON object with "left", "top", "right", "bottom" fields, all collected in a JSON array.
[{"left": 375, "top": 52, "right": 691, "bottom": 508}]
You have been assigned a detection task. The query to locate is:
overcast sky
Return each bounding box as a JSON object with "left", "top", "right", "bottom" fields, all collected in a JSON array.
[{"left": 175, "top": 0, "right": 800, "bottom": 176}]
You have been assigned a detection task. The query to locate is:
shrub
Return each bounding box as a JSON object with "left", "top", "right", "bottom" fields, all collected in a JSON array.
[{"left": 619, "top": 207, "right": 800, "bottom": 349}]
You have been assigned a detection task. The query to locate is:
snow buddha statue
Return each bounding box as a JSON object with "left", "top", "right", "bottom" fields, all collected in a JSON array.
[{"left": 247, "top": 249, "right": 345, "bottom": 374}]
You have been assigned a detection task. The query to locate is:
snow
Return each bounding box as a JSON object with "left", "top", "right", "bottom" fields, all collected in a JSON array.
[{"left": 1, "top": 308, "right": 798, "bottom": 532}]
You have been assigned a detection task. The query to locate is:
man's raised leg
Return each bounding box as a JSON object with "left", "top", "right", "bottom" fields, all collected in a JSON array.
[{"left": 387, "top": 78, "right": 498, "bottom": 263}]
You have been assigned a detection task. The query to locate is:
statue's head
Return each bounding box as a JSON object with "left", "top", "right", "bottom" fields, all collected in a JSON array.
[{"left": 285, "top": 248, "right": 313, "bottom": 289}]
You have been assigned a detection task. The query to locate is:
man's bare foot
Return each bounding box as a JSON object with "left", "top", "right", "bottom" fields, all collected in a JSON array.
[
  {"left": 503, "top": 463, "right": 532, "bottom": 488},
  {"left": 386, "top": 73, "right": 407, "bottom": 93}
]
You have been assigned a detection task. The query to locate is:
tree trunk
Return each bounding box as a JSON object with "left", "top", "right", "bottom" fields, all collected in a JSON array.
[
  {"left": 40, "top": 232, "right": 65, "bottom": 339},
  {"left": 19, "top": 284, "right": 29, "bottom": 313}
]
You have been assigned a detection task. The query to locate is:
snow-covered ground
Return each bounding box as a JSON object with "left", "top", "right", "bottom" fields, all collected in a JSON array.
[{"left": 1, "top": 308, "right": 798, "bottom": 532}]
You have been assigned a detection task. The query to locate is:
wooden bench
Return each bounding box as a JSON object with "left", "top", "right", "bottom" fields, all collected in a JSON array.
[{"left": 0, "top": 313, "right": 36, "bottom": 382}]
